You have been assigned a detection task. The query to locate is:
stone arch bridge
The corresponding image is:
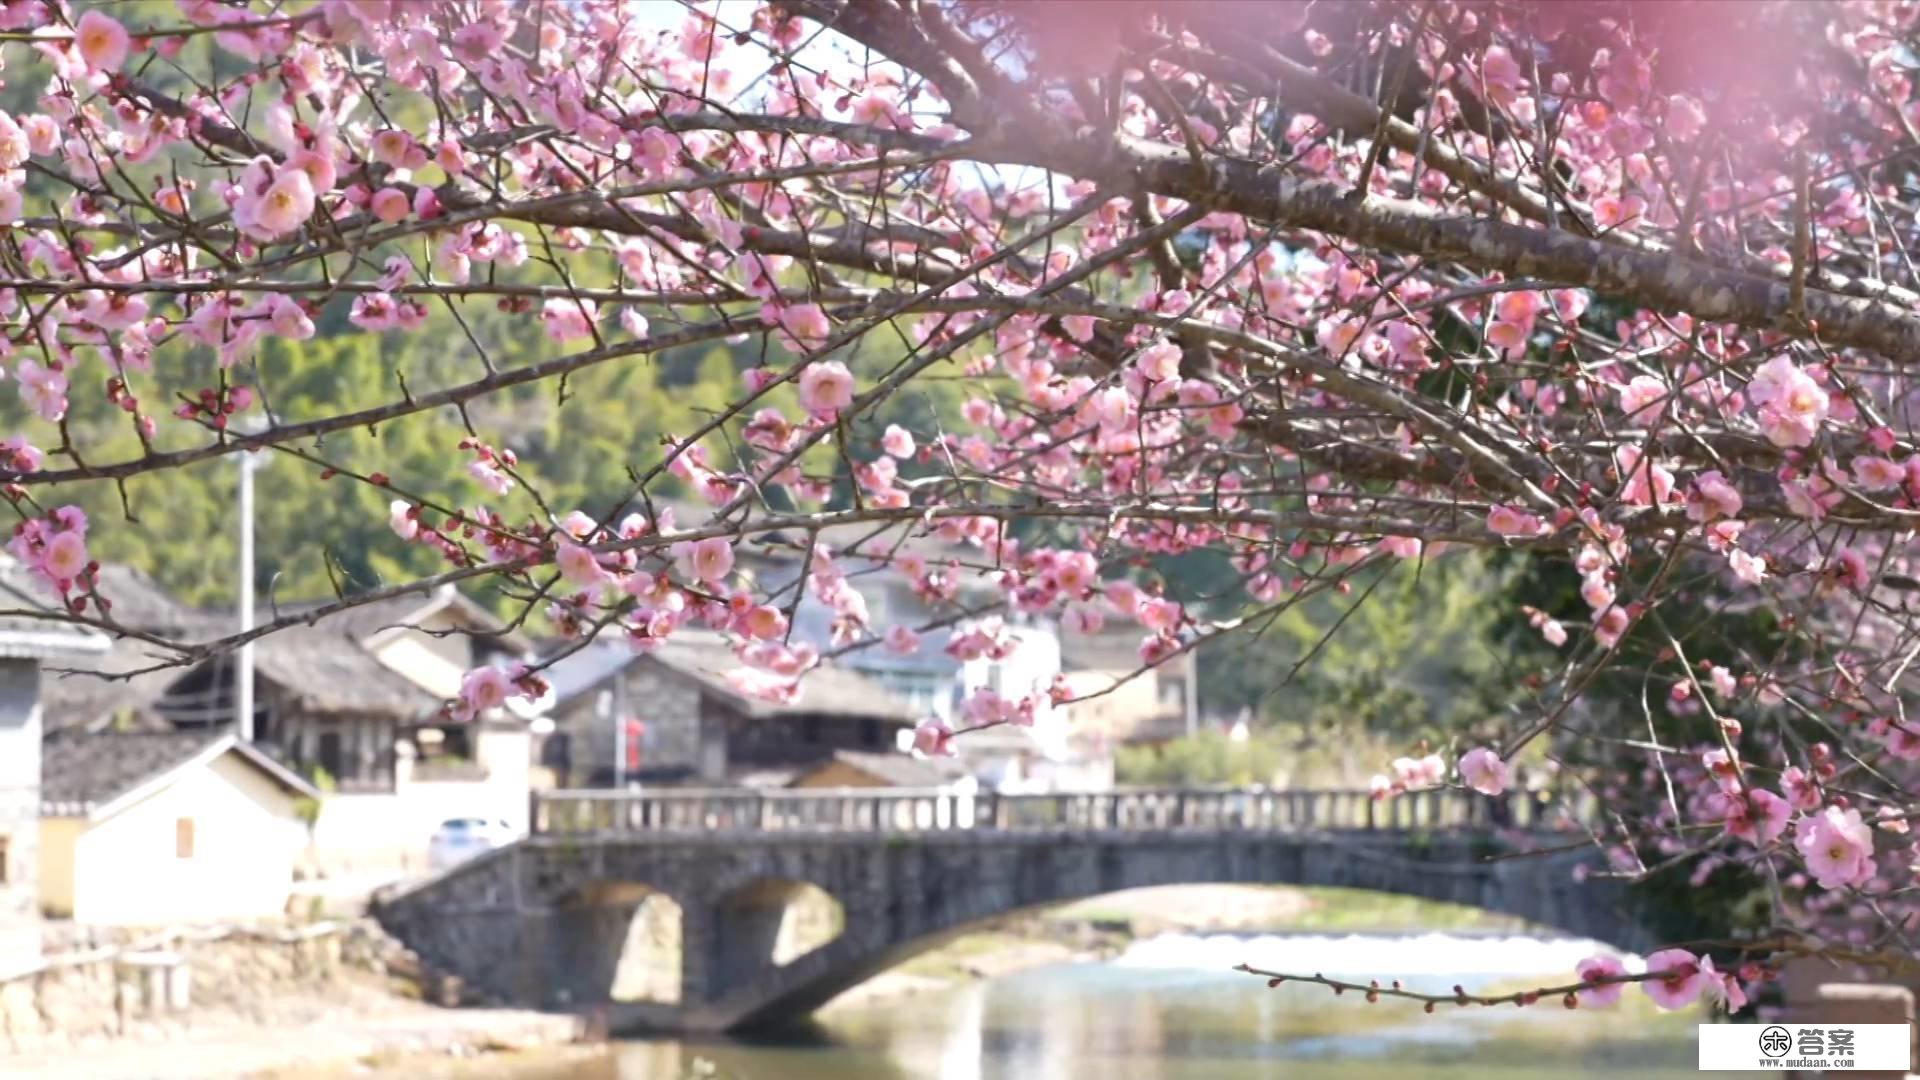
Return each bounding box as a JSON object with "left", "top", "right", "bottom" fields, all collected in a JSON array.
[{"left": 375, "top": 786, "right": 1653, "bottom": 1034}]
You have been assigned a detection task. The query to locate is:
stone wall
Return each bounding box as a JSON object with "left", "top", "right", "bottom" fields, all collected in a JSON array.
[
  {"left": 551, "top": 662, "right": 710, "bottom": 784},
  {"left": 0, "top": 920, "right": 415, "bottom": 1055},
  {"left": 379, "top": 829, "right": 1651, "bottom": 1034}
]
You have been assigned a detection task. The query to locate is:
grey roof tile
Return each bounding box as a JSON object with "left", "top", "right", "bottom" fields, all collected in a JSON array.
[{"left": 40, "top": 730, "right": 224, "bottom": 815}]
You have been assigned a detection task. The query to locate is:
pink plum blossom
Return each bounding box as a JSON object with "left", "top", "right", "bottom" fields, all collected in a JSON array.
[
  {"left": 1457, "top": 748, "right": 1511, "bottom": 796},
  {"left": 1641, "top": 949, "right": 1710, "bottom": 1010},
  {"left": 238, "top": 166, "right": 315, "bottom": 239},
  {"left": 738, "top": 605, "right": 788, "bottom": 640},
  {"left": 1781, "top": 768, "right": 1822, "bottom": 811},
  {"left": 1575, "top": 955, "right": 1627, "bottom": 1007},
  {"left": 1391, "top": 754, "right": 1445, "bottom": 789},
  {"left": 75, "top": 10, "right": 130, "bottom": 74},
  {"left": 1723, "top": 789, "right": 1791, "bottom": 845},
  {"left": 40, "top": 530, "right": 87, "bottom": 584},
  {"left": 1686, "top": 471, "right": 1742, "bottom": 522},
  {"left": 454, "top": 664, "right": 519, "bottom": 721},
  {"left": 1615, "top": 445, "right": 1674, "bottom": 506},
  {"left": 884, "top": 625, "right": 922, "bottom": 655},
  {"left": 370, "top": 187, "right": 410, "bottom": 222},
  {"left": 671, "top": 536, "right": 735, "bottom": 584},
  {"left": 389, "top": 501, "right": 418, "bottom": 541},
  {"left": 911, "top": 718, "right": 955, "bottom": 757},
  {"left": 1795, "top": 806, "right": 1876, "bottom": 889},
  {"left": 16, "top": 361, "right": 66, "bottom": 422},
  {"left": 1852, "top": 455, "right": 1906, "bottom": 491},
  {"left": 1747, "top": 356, "right": 1829, "bottom": 448},
  {"left": 541, "top": 298, "right": 599, "bottom": 343},
  {"left": 798, "top": 361, "right": 856, "bottom": 416},
  {"left": 556, "top": 540, "right": 608, "bottom": 586},
  {"left": 770, "top": 303, "right": 831, "bottom": 351},
  {"left": 1618, "top": 376, "right": 1668, "bottom": 421},
  {"left": 1487, "top": 505, "right": 1545, "bottom": 537}
]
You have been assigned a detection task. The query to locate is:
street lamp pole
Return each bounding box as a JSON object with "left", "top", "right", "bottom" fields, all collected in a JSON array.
[{"left": 236, "top": 446, "right": 256, "bottom": 740}]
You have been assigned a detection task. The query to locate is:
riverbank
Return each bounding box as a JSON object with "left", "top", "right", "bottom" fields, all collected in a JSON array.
[
  {"left": 3, "top": 978, "right": 584, "bottom": 1080},
  {"left": 1, "top": 886, "right": 1532, "bottom": 1077},
  {"left": 0, "top": 920, "right": 589, "bottom": 1080}
]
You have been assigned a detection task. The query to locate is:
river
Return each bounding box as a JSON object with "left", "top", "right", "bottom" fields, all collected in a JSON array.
[{"left": 443, "top": 931, "right": 1701, "bottom": 1080}]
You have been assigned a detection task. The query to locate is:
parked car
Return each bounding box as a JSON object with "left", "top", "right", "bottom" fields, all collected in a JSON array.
[{"left": 427, "top": 817, "right": 516, "bottom": 870}]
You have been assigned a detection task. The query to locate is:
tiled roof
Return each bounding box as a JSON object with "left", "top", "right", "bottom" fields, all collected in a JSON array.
[
  {"left": 251, "top": 627, "right": 445, "bottom": 717},
  {"left": 39, "top": 730, "right": 318, "bottom": 817},
  {"left": 87, "top": 564, "right": 211, "bottom": 635},
  {"left": 43, "top": 729, "right": 321, "bottom": 817},
  {"left": 146, "top": 622, "right": 446, "bottom": 727},
  {"left": 0, "top": 563, "right": 111, "bottom": 661},
  {"left": 13, "top": 562, "right": 533, "bottom": 729},
  {"left": 4, "top": 561, "right": 210, "bottom": 732},
  {"left": 311, "top": 584, "right": 534, "bottom": 655},
  {"left": 41, "top": 730, "right": 222, "bottom": 814},
  {"left": 795, "top": 749, "right": 962, "bottom": 788},
  {"left": 40, "top": 646, "right": 180, "bottom": 734},
  {"left": 543, "top": 633, "right": 917, "bottom": 723}
]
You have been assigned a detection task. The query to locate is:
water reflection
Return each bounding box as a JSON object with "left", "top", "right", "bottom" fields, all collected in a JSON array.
[{"left": 449, "top": 932, "right": 1700, "bottom": 1080}]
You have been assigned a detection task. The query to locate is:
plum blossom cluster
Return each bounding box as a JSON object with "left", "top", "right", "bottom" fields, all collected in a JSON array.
[
  {"left": 3, "top": 0, "right": 1920, "bottom": 1016},
  {"left": 1366, "top": 748, "right": 1510, "bottom": 800},
  {"left": 8, "top": 506, "right": 93, "bottom": 609}
]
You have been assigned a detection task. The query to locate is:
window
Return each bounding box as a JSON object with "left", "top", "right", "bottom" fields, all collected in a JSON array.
[
  {"left": 1161, "top": 676, "right": 1188, "bottom": 706},
  {"left": 175, "top": 817, "right": 195, "bottom": 859},
  {"left": 800, "top": 716, "right": 822, "bottom": 743},
  {"left": 316, "top": 731, "right": 344, "bottom": 781},
  {"left": 856, "top": 668, "right": 951, "bottom": 718},
  {"left": 860, "top": 719, "right": 881, "bottom": 747}
]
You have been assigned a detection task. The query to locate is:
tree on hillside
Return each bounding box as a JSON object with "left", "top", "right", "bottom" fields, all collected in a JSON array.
[{"left": 5, "top": 0, "right": 1920, "bottom": 1010}]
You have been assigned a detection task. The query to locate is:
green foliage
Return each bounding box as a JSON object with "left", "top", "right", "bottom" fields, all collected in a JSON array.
[
  {"left": 293, "top": 766, "right": 334, "bottom": 829},
  {"left": 1195, "top": 553, "right": 1548, "bottom": 747},
  {"left": 1114, "top": 729, "right": 1287, "bottom": 786},
  {"left": 3, "top": 305, "right": 779, "bottom": 610}
]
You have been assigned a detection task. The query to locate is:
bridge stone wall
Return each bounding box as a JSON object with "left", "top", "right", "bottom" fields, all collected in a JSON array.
[{"left": 377, "top": 815, "right": 1654, "bottom": 1034}]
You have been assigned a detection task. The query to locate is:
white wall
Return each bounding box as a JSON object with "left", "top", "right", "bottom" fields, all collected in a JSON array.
[
  {"left": 308, "top": 726, "right": 531, "bottom": 876},
  {"left": 67, "top": 754, "right": 305, "bottom": 925}
]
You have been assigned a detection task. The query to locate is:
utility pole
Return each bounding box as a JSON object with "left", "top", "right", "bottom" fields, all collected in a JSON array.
[
  {"left": 235, "top": 445, "right": 257, "bottom": 740},
  {"left": 612, "top": 666, "right": 628, "bottom": 789},
  {"left": 234, "top": 415, "right": 269, "bottom": 741},
  {"left": 1184, "top": 651, "right": 1199, "bottom": 737}
]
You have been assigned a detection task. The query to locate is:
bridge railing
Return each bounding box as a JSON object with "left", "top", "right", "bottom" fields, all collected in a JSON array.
[{"left": 530, "top": 785, "right": 1586, "bottom": 837}]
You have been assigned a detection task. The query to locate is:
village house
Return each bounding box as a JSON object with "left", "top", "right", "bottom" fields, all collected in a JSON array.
[
  {"left": 0, "top": 571, "right": 110, "bottom": 967},
  {"left": 541, "top": 632, "right": 920, "bottom": 788},
  {"left": 1057, "top": 626, "right": 1200, "bottom": 748},
  {"left": 27, "top": 566, "right": 544, "bottom": 880},
  {"left": 151, "top": 585, "right": 540, "bottom": 875},
  {"left": 38, "top": 731, "right": 317, "bottom": 925},
  {"left": 721, "top": 516, "right": 1126, "bottom": 792},
  {"left": 739, "top": 520, "right": 1032, "bottom": 723}
]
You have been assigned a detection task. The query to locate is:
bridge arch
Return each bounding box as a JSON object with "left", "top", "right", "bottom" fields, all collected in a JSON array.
[
  {"left": 709, "top": 877, "right": 845, "bottom": 993},
  {"left": 376, "top": 786, "right": 1653, "bottom": 1034},
  {"left": 685, "top": 837, "right": 1651, "bottom": 1032}
]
